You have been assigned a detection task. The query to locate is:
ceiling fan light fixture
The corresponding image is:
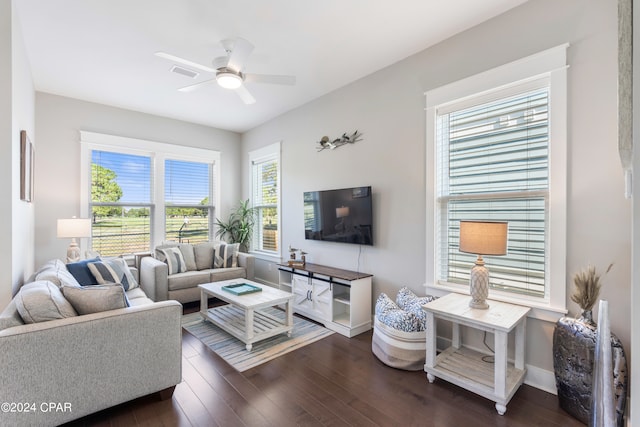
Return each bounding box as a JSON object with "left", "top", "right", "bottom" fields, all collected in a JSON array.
[{"left": 216, "top": 71, "right": 243, "bottom": 89}]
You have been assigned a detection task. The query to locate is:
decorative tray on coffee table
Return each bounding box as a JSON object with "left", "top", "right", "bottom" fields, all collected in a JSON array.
[{"left": 221, "top": 283, "right": 262, "bottom": 295}]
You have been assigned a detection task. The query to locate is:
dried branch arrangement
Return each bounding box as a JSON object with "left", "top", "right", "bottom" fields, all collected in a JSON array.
[{"left": 570, "top": 263, "right": 613, "bottom": 311}]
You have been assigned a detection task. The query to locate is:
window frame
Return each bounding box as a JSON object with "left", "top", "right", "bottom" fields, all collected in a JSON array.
[
  {"left": 249, "top": 141, "right": 281, "bottom": 259},
  {"left": 80, "top": 131, "right": 220, "bottom": 255},
  {"left": 425, "top": 45, "right": 569, "bottom": 321}
]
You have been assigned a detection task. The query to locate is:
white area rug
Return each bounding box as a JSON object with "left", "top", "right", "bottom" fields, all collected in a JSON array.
[{"left": 182, "top": 308, "right": 334, "bottom": 372}]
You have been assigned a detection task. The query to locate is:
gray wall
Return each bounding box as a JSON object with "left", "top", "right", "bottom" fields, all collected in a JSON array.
[
  {"left": 241, "top": 0, "right": 630, "bottom": 391},
  {"left": 0, "top": 1, "right": 36, "bottom": 310},
  {"left": 631, "top": 1, "right": 639, "bottom": 425},
  {"left": 33, "top": 92, "right": 242, "bottom": 268},
  {"left": 0, "top": 0, "right": 13, "bottom": 310}
]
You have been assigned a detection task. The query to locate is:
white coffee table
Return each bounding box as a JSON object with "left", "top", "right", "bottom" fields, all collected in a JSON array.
[{"left": 199, "top": 279, "right": 294, "bottom": 351}]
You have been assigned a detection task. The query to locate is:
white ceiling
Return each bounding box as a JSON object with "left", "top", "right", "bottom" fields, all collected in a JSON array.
[{"left": 15, "top": 0, "right": 526, "bottom": 133}]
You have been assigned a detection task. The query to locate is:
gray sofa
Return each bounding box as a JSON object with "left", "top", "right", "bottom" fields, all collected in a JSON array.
[
  {"left": 140, "top": 241, "right": 255, "bottom": 303},
  {"left": 0, "top": 259, "right": 182, "bottom": 426}
]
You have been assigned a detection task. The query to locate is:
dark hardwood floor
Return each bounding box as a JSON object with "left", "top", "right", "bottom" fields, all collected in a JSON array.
[{"left": 63, "top": 302, "right": 584, "bottom": 427}]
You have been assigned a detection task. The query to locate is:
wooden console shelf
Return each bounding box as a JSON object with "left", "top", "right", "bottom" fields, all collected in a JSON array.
[{"left": 278, "top": 262, "right": 372, "bottom": 338}]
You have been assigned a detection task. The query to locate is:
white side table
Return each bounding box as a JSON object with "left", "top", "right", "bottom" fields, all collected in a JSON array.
[{"left": 423, "top": 293, "right": 530, "bottom": 415}]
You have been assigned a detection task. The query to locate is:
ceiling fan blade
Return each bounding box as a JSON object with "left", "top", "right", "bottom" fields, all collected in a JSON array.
[
  {"left": 235, "top": 84, "right": 256, "bottom": 104},
  {"left": 155, "top": 51, "right": 216, "bottom": 73},
  {"left": 226, "top": 38, "right": 254, "bottom": 72},
  {"left": 244, "top": 73, "right": 296, "bottom": 86},
  {"left": 178, "top": 78, "right": 217, "bottom": 92}
]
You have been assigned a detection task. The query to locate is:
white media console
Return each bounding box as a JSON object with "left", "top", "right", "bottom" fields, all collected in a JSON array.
[{"left": 278, "top": 262, "right": 372, "bottom": 338}]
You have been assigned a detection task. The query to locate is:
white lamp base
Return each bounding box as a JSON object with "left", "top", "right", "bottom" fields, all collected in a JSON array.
[
  {"left": 469, "top": 258, "right": 490, "bottom": 309},
  {"left": 66, "top": 238, "right": 81, "bottom": 263}
]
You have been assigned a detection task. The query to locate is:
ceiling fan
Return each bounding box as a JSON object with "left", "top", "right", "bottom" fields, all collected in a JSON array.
[{"left": 155, "top": 37, "right": 296, "bottom": 105}]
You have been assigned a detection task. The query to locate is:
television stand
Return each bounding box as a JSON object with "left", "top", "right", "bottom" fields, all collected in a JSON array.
[{"left": 277, "top": 262, "right": 372, "bottom": 338}]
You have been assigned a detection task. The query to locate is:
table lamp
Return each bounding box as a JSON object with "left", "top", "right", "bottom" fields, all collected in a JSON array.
[
  {"left": 335, "top": 206, "right": 350, "bottom": 233},
  {"left": 459, "top": 221, "right": 508, "bottom": 309},
  {"left": 57, "top": 217, "right": 91, "bottom": 263}
]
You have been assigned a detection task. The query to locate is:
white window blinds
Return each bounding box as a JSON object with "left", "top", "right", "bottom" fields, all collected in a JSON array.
[
  {"left": 92, "top": 150, "right": 151, "bottom": 204},
  {"left": 164, "top": 159, "right": 213, "bottom": 244},
  {"left": 90, "top": 150, "right": 152, "bottom": 256},
  {"left": 251, "top": 155, "right": 279, "bottom": 252},
  {"left": 165, "top": 159, "right": 211, "bottom": 205},
  {"left": 437, "top": 86, "right": 549, "bottom": 297}
]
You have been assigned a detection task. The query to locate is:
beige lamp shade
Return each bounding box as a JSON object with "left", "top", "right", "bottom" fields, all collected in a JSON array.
[
  {"left": 57, "top": 218, "right": 91, "bottom": 238},
  {"left": 459, "top": 221, "right": 508, "bottom": 256},
  {"left": 57, "top": 217, "right": 91, "bottom": 263},
  {"left": 336, "top": 206, "right": 350, "bottom": 218}
]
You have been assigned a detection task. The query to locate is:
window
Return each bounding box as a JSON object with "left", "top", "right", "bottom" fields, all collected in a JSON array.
[
  {"left": 425, "top": 45, "right": 568, "bottom": 316},
  {"left": 437, "top": 86, "right": 548, "bottom": 297},
  {"left": 165, "top": 159, "right": 212, "bottom": 244},
  {"left": 249, "top": 142, "right": 281, "bottom": 255},
  {"left": 90, "top": 150, "right": 152, "bottom": 256},
  {"left": 80, "top": 132, "right": 220, "bottom": 257}
]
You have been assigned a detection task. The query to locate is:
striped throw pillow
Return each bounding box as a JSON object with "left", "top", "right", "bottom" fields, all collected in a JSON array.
[
  {"left": 214, "top": 243, "right": 239, "bottom": 268},
  {"left": 87, "top": 258, "right": 139, "bottom": 291},
  {"left": 160, "top": 247, "right": 187, "bottom": 275}
]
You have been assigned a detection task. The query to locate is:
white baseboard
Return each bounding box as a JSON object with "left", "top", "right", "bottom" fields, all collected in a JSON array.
[
  {"left": 524, "top": 364, "right": 557, "bottom": 395},
  {"left": 436, "top": 336, "right": 451, "bottom": 352},
  {"left": 252, "top": 277, "right": 279, "bottom": 288}
]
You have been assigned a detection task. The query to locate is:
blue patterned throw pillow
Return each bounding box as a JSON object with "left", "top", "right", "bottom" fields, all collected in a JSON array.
[
  {"left": 375, "top": 293, "right": 420, "bottom": 332},
  {"left": 395, "top": 287, "right": 437, "bottom": 331}
]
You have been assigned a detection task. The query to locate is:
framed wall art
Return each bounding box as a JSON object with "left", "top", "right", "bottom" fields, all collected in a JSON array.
[{"left": 20, "top": 130, "right": 34, "bottom": 202}]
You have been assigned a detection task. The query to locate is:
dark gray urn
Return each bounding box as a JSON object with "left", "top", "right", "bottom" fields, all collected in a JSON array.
[{"left": 553, "top": 311, "right": 627, "bottom": 426}]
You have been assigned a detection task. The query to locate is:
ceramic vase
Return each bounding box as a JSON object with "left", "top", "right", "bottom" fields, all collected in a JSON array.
[{"left": 552, "top": 310, "right": 627, "bottom": 426}]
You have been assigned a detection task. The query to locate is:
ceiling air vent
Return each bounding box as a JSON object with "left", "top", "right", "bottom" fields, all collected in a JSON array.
[{"left": 170, "top": 65, "right": 199, "bottom": 79}]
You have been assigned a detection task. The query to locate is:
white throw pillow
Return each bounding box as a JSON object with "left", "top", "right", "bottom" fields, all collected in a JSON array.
[
  {"left": 35, "top": 260, "right": 81, "bottom": 288},
  {"left": 15, "top": 281, "right": 77, "bottom": 323}
]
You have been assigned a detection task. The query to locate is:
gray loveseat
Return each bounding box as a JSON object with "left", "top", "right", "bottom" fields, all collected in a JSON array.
[
  {"left": 140, "top": 241, "right": 255, "bottom": 304},
  {"left": 0, "top": 259, "right": 182, "bottom": 426}
]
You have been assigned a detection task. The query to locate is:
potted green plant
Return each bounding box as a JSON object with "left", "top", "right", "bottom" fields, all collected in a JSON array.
[{"left": 214, "top": 199, "right": 256, "bottom": 252}]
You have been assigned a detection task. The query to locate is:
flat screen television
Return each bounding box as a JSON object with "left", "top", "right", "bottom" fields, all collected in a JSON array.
[{"left": 304, "top": 186, "right": 373, "bottom": 246}]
